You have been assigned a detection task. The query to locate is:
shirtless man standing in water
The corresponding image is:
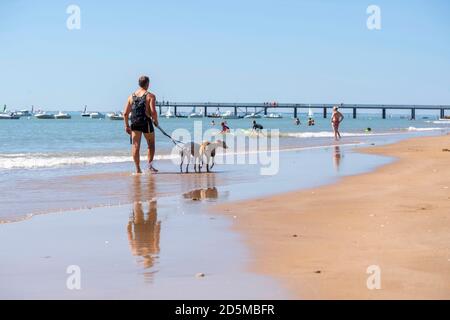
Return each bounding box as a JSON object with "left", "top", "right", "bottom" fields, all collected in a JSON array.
[
  {"left": 331, "top": 106, "right": 344, "bottom": 141},
  {"left": 124, "top": 76, "right": 159, "bottom": 174}
]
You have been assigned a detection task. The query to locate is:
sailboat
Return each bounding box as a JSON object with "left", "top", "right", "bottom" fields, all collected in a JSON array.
[
  {"left": 189, "top": 107, "right": 203, "bottom": 118},
  {"left": 81, "top": 105, "right": 90, "bottom": 117},
  {"left": 164, "top": 107, "right": 176, "bottom": 118}
]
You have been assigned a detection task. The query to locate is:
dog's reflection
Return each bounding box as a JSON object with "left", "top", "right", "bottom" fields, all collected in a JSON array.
[
  {"left": 128, "top": 176, "right": 161, "bottom": 281},
  {"left": 183, "top": 187, "right": 219, "bottom": 201}
]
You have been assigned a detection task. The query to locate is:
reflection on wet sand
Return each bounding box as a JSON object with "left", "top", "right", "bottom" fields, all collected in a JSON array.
[
  {"left": 183, "top": 173, "right": 223, "bottom": 201},
  {"left": 184, "top": 187, "right": 219, "bottom": 201},
  {"left": 333, "top": 146, "right": 342, "bottom": 172},
  {"left": 128, "top": 175, "right": 161, "bottom": 282}
]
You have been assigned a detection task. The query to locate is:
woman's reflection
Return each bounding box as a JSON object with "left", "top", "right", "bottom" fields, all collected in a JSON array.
[
  {"left": 333, "top": 146, "right": 342, "bottom": 172},
  {"left": 128, "top": 175, "right": 161, "bottom": 281}
]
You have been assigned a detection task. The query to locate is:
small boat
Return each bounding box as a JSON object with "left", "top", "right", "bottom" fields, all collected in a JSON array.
[
  {"left": 176, "top": 114, "right": 188, "bottom": 118},
  {"left": 222, "top": 110, "right": 243, "bottom": 119},
  {"left": 35, "top": 112, "right": 55, "bottom": 119},
  {"left": 164, "top": 107, "right": 176, "bottom": 118},
  {"left": 16, "top": 109, "right": 32, "bottom": 117},
  {"left": 189, "top": 107, "right": 203, "bottom": 118},
  {"left": 90, "top": 112, "right": 105, "bottom": 119},
  {"left": 207, "top": 108, "right": 222, "bottom": 118},
  {"left": 81, "top": 106, "right": 90, "bottom": 117},
  {"left": 264, "top": 113, "right": 283, "bottom": 119},
  {"left": 244, "top": 112, "right": 262, "bottom": 119},
  {"left": 0, "top": 112, "right": 20, "bottom": 120},
  {"left": 54, "top": 111, "right": 72, "bottom": 119},
  {"left": 108, "top": 112, "right": 124, "bottom": 120}
]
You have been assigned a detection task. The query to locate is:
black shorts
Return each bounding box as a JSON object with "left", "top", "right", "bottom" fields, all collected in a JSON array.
[{"left": 131, "top": 121, "right": 154, "bottom": 134}]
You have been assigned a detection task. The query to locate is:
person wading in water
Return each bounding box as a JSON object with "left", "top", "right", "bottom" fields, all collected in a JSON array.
[{"left": 124, "top": 76, "right": 159, "bottom": 174}]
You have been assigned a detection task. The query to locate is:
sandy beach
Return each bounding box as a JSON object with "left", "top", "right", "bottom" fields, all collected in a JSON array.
[
  {"left": 216, "top": 135, "right": 450, "bottom": 299},
  {"left": 1, "top": 134, "right": 449, "bottom": 299}
]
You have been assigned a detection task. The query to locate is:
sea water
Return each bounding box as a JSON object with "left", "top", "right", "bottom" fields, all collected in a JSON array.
[
  {"left": 0, "top": 111, "right": 448, "bottom": 171},
  {"left": 0, "top": 111, "right": 449, "bottom": 222}
]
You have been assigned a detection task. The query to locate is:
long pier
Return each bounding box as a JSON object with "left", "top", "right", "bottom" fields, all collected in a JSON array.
[{"left": 155, "top": 102, "right": 450, "bottom": 120}]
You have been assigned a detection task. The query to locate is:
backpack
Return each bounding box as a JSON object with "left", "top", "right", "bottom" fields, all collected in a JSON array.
[{"left": 130, "top": 92, "right": 149, "bottom": 126}]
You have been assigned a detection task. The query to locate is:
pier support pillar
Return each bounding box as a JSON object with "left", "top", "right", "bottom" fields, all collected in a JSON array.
[
  {"left": 234, "top": 106, "right": 238, "bottom": 117},
  {"left": 411, "top": 108, "right": 416, "bottom": 120},
  {"left": 264, "top": 107, "right": 268, "bottom": 116},
  {"left": 174, "top": 107, "right": 177, "bottom": 117},
  {"left": 159, "top": 106, "right": 162, "bottom": 115},
  {"left": 323, "top": 107, "right": 327, "bottom": 119},
  {"left": 382, "top": 108, "right": 386, "bottom": 119},
  {"left": 441, "top": 109, "right": 445, "bottom": 119},
  {"left": 294, "top": 107, "right": 298, "bottom": 119},
  {"left": 204, "top": 107, "right": 208, "bottom": 117},
  {"left": 353, "top": 108, "right": 357, "bottom": 119}
]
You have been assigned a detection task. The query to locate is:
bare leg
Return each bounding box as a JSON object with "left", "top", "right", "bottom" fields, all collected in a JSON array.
[
  {"left": 333, "top": 125, "right": 339, "bottom": 141},
  {"left": 132, "top": 131, "right": 143, "bottom": 174},
  {"left": 144, "top": 132, "right": 158, "bottom": 173}
]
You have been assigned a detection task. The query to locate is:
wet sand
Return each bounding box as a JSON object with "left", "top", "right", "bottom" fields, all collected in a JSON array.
[
  {"left": 0, "top": 185, "right": 288, "bottom": 300},
  {"left": 216, "top": 135, "right": 450, "bottom": 299},
  {"left": 0, "top": 142, "right": 389, "bottom": 299}
]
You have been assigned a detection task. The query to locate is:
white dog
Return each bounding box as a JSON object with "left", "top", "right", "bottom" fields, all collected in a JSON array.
[{"left": 180, "top": 140, "right": 228, "bottom": 173}]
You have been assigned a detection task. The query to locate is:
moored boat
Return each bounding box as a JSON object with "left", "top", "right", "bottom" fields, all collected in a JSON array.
[
  {"left": 164, "top": 107, "right": 176, "bottom": 118},
  {"left": 81, "top": 106, "right": 90, "bottom": 117},
  {"left": 108, "top": 112, "right": 124, "bottom": 120},
  {"left": 244, "top": 112, "right": 262, "bottom": 119},
  {"left": 54, "top": 111, "right": 72, "bottom": 119},
  {"left": 264, "top": 113, "right": 283, "bottom": 119},
  {"left": 90, "top": 112, "right": 105, "bottom": 119},
  {"left": 0, "top": 112, "right": 20, "bottom": 120},
  {"left": 35, "top": 112, "right": 55, "bottom": 119},
  {"left": 189, "top": 107, "right": 203, "bottom": 118},
  {"left": 222, "top": 110, "right": 243, "bottom": 119}
]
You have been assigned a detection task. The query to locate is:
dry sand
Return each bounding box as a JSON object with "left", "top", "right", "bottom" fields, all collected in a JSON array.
[{"left": 216, "top": 135, "right": 450, "bottom": 299}]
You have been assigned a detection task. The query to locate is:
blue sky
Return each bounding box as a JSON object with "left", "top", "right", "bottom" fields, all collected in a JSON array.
[{"left": 0, "top": 0, "right": 449, "bottom": 110}]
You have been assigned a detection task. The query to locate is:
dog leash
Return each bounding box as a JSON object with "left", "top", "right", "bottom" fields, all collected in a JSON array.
[{"left": 155, "top": 124, "right": 185, "bottom": 149}]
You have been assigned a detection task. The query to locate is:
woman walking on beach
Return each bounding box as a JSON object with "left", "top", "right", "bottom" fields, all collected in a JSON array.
[
  {"left": 124, "top": 76, "right": 159, "bottom": 174},
  {"left": 331, "top": 106, "right": 344, "bottom": 141}
]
